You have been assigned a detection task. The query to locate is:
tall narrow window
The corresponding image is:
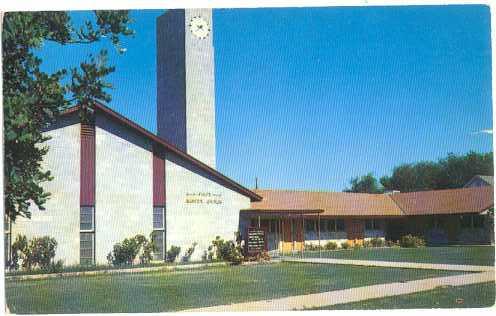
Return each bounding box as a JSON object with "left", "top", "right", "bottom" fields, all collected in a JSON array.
[
  {"left": 153, "top": 206, "right": 165, "bottom": 261},
  {"left": 80, "top": 206, "right": 95, "bottom": 265},
  {"left": 80, "top": 206, "right": 94, "bottom": 231},
  {"left": 80, "top": 232, "right": 94, "bottom": 265}
]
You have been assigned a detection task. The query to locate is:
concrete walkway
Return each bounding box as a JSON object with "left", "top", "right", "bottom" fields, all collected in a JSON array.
[
  {"left": 282, "top": 257, "right": 494, "bottom": 272},
  {"left": 183, "top": 271, "right": 495, "bottom": 312}
]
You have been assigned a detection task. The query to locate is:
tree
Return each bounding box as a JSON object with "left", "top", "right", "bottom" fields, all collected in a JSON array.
[
  {"left": 379, "top": 151, "right": 493, "bottom": 192},
  {"left": 3, "top": 11, "right": 134, "bottom": 221},
  {"left": 344, "top": 173, "right": 383, "bottom": 193}
]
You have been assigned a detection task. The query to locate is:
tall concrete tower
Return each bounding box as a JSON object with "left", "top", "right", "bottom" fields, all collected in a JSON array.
[{"left": 156, "top": 9, "right": 216, "bottom": 168}]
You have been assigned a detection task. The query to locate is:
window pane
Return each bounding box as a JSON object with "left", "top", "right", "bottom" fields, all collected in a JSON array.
[
  {"left": 336, "top": 219, "right": 345, "bottom": 231},
  {"left": 365, "top": 220, "right": 372, "bottom": 230},
  {"left": 305, "top": 220, "right": 315, "bottom": 232},
  {"left": 327, "top": 220, "right": 335, "bottom": 232},
  {"left": 152, "top": 231, "right": 164, "bottom": 260},
  {"left": 80, "top": 207, "right": 94, "bottom": 231},
  {"left": 473, "top": 215, "right": 484, "bottom": 228},
  {"left": 153, "top": 207, "right": 164, "bottom": 229},
  {"left": 80, "top": 232, "right": 94, "bottom": 265},
  {"left": 460, "top": 215, "right": 471, "bottom": 228}
]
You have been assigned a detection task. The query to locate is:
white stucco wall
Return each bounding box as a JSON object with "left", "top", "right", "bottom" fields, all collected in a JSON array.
[
  {"left": 165, "top": 152, "right": 250, "bottom": 261},
  {"left": 94, "top": 115, "right": 154, "bottom": 264},
  {"left": 185, "top": 8, "right": 216, "bottom": 168},
  {"left": 11, "top": 121, "right": 81, "bottom": 266}
]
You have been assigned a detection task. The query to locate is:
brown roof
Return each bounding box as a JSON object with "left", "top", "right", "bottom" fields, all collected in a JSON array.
[
  {"left": 249, "top": 187, "right": 494, "bottom": 217},
  {"left": 59, "top": 104, "right": 262, "bottom": 202},
  {"left": 249, "top": 190, "right": 404, "bottom": 216},
  {"left": 390, "top": 186, "right": 494, "bottom": 215}
]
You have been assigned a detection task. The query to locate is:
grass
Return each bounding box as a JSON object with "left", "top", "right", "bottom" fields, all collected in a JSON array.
[
  {"left": 5, "top": 259, "right": 222, "bottom": 277},
  {"left": 300, "top": 246, "right": 495, "bottom": 266},
  {"left": 314, "top": 282, "right": 495, "bottom": 309},
  {"left": 6, "top": 262, "right": 465, "bottom": 313}
]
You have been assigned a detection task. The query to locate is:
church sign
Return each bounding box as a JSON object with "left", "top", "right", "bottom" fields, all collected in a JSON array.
[{"left": 246, "top": 227, "right": 266, "bottom": 255}]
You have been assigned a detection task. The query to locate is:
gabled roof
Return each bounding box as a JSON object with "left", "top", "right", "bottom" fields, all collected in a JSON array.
[
  {"left": 464, "top": 175, "right": 494, "bottom": 187},
  {"left": 249, "top": 189, "right": 404, "bottom": 216},
  {"left": 59, "top": 103, "right": 262, "bottom": 202},
  {"left": 249, "top": 186, "right": 494, "bottom": 217},
  {"left": 390, "top": 186, "right": 494, "bottom": 216}
]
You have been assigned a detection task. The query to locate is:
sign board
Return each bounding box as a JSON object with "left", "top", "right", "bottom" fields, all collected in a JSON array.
[{"left": 246, "top": 227, "right": 266, "bottom": 255}]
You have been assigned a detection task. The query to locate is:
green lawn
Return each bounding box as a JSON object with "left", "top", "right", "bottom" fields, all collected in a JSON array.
[
  {"left": 300, "top": 246, "right": 495, "bottom": 266},
  {"left": 6, "top": 262, "right": 465, "bottom": 313},
  {"left": 314, "top": 282, "right": 495, "bottom": 309}
]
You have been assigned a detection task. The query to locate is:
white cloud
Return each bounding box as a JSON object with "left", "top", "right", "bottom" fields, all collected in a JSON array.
[{"left": 472, "top": 129, "right": 493, "bottom": 135}]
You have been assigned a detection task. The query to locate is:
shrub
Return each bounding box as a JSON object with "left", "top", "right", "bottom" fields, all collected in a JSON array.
[
  {"left": 363, "top": 240, "right": 371, "bottom": 248},
  {"left": 324, "top": 241, "right": 338, "bottom": 250},
  {"left": 181, "top": 242, "right": 198, "bottom": 262},
  {"left": 107, "top": 234, "right": 155, "bottom": 266},
  {"left": 305, "top": 243, "right": 323, "bottom": 251},
  {"left": 399, "top": 234, "right": 426, "bottom": 248},
  {"left": 166, "top": 245, "right": 181, "bottom": 263},
  {"left": 10, "top": 234, "right": 28, "bottom": 270},
  {"left": 340, "top": 241, "right": 352, "bottom": 249},
  {"left": 353, "top": 242, "right": 363, "bottom": 249},
  {"left": 209, "top": 236, "right": 244, "bottom": 265},
  {"left": 370, "top": 237, "right": 385, "bottom": 247},
  {"left": 9, "top": 235, "right": 59, "bottom": 271},
  {"left": 385, "top": 240, "right": 400, "bottom": 247}
]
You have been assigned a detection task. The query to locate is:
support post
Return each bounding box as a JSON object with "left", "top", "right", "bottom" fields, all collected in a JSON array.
[
  {"left": 258, "top": 215, "right": 261, "bottom": 228},
  {"left": 318, "top": 214, "right": 321, "bottom": 258},
  {"left": 301, "top": 215, "right": 305, "bottom": 257}
]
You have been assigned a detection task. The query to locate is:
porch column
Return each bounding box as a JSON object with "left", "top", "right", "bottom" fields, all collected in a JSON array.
[
  {"left": 301, "top": 214, "right": 305, "bottom": 257},
  {"left": 318, "top": 214, "right": 321, "bottom": 258}
]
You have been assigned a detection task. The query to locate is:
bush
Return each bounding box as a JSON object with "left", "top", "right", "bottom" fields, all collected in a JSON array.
[
  {"left": 399, "top": 234, "right": 426, "bottom": 248},
  {"left": 26, "top": 236, "right": 58, "bottom": 270},
  {"left": 9, "top": 235, "right": 59, "bottom": 271},
  {"left": 181, "top": 242, "right": 198, "bottom": 262},
  {"left": 385, "top": 240, "right": 399, "bottom": 247},
  {"left": 305, "top": 243, "right": 323, "bottom": 251},
  {"left": 353, "top": 242, "right": 363, "bottom": 249},
  {"left": 107, "top": 234, "right": 155, "bottom": 266},
  {"left": 363, "top": 240, "right": 371, "bottom": 248},
  {"left": 166, "top": 245, "right": 181, "bottom": 263},
  {"left": 370, "top": 237, "right": 385, "bottom": 247},
  {"left": 209, "top": 236, "right": 244, "bottom": 265},
  {"left": 340, "top": 241, "right": 352, "bottom": 249},
  {"left": 324, "top": 241, "right": 338, "bottom": 250}
]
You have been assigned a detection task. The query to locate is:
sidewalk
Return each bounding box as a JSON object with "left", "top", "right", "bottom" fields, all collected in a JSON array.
[
  {"left": 282, "top": 257, "right": 494, "bottom": 272},
  {"left": 183, "top": 271, "right": 495, "bottom": 312}
]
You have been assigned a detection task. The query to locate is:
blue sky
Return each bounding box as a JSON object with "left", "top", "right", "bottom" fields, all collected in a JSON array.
[{"left": 39, "top": 5, "right": 493, "bottom": 191}]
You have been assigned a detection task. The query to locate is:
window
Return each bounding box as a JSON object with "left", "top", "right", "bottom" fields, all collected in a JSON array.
[
  {"left": 80, "top": 232, "right": 94, "bottom": 265},
  {"left": 269, "top": 220, "right": 277, "bottom": 233},
  {"left": 473, "top": 215, "right": 485, "bottom": 228},
  {"left": 460, "top": 215, "right": 472, "bottom": 228},
  {"left": 305, "top": 219, "right": 315, "bottom": 232},
  {"left": 365, "top": 219, "right": 380, "bottom": 230},
  {"left": 152, "top": 230, "right": 165, "bottom": 260},
  {"left": 336, "top": 219, "right": 345, "bottom": 231},
  {"left": 461, "top": 215, "right": 485, "bottom": 229},
  {"left": 80, "top": 206, "right": 94, "bottom": 231},
  {"left": 153, "top": 207, "right": 164, "bottom": 229},
  {"left": 327, "top": 220, "right": 335, "bottom": 232},
  {"left": 153, "top": 206, "right": 166, "bottom": 261}
]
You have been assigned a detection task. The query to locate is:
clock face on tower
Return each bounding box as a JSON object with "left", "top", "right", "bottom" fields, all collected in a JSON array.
[{"left": 189, "top": 16, "right": 210, "bottom": 39}]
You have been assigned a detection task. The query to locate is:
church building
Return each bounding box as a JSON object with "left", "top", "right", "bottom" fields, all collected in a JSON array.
[{"left": 6, "top": 9, "right": 494, "bottom": 266}]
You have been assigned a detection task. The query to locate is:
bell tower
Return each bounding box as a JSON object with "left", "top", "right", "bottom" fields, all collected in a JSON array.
[{"left": 156, "top": 8, "right": 216, "bottom": 168}]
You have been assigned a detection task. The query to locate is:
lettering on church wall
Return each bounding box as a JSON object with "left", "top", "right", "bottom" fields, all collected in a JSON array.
[{"left": 185, "top": 192, "right": 223, "bottom": 205}]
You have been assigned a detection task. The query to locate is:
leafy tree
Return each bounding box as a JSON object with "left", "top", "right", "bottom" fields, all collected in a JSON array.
[
  {"left": 379, "top": 151, "right": 493, "bottom": 192},
  {"left": 3, "top": 11, "right": 134, "bottom": 221},
  {"left": 344, "top": 173, "right": 383, "bottom": 193}
]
